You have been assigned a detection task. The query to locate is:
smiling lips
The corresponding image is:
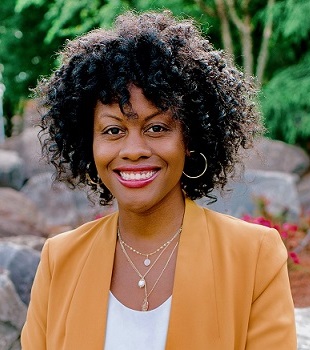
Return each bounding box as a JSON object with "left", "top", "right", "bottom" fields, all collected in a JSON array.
[
  {"left": 116, "top": 169, "right": 159, "bottom": 188},
  {"left": 120, "top": 170, "right": 157, "bottom": 181}
]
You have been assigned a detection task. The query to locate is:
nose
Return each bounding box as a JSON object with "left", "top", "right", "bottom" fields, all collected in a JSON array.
[{"left": 118, "top": 132, "right": 152, "bottom": 160}]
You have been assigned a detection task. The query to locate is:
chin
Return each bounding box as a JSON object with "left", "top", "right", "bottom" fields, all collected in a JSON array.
[
  {"left": 116, "top": 195, "right": 158, "bottom": 214},
  {"left": 119, "top": 201, "right": 151, "bottom": 214}
]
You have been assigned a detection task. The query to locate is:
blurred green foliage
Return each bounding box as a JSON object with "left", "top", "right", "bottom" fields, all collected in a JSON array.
[
  {"left": 0, "top": 0, "right": 62, "bottom": 134},
  {"left": 0, "top": 0, "right": 309, "bottom": 148},
  {"left": 261, "top": 52, "right": 310, "bottom": 146},
  {"left": 260, "top": 0, "right": 310, "bottom": 147}
]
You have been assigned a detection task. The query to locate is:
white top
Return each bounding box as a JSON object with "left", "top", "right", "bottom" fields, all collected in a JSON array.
[{"left": 104, "top": 292, "right": 172, "bottom": 350}]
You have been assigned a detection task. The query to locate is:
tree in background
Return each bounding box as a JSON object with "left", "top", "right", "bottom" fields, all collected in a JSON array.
[
  {"left": 0, "top": 0, "right": 202, "bottom": 135},
  {"left": 1, "top": 0, "right": 309, "bottom": 148},
  {"left": 194, "top": 0, "right": 310, "bottom": 147},
  {"left": 195, "top": 0, "right": 274, "bottom": 82},
  {"left": 260, "top": 0, "right": 310, "bottom": 147},
  {"left": 0, "top": 0, "right": 63, "bottom": 135}
]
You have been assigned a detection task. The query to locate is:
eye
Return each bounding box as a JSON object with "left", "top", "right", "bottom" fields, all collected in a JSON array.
[
  {"left": 146, "top": 125, "right": 167, "bottom": 133},
  {"left": 104, "top": 127, "right": 123, "bottom": 135}
]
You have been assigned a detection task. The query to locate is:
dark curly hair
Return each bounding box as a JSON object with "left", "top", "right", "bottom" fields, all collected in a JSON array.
[{"left": 37, "top": 10, "right": 263, "bottom": 205}]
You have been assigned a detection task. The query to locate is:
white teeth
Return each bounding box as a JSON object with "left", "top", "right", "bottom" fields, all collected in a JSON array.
[{"left": 119, "top": 171, "right": 156, "bottom": 181}]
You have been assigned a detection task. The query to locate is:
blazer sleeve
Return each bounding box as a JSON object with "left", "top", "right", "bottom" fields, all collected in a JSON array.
[
  {"left": 246, "top": 228, "right": 297, "bottom": 349},
  {"left": 21, "top": 240, "right": 51, "bottom": 350}
]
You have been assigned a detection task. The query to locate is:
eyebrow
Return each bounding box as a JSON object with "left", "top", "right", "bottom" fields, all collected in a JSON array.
[{"left": 97, "top": 110, "right": 163, "bottom": 122}]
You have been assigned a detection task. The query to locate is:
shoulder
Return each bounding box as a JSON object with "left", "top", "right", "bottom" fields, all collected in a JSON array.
[
  {"left": 195, "top": 202, "right": 287, "bottom": 260},
  {"left": 195, "top": 203, "right": 288, "bottom": 290},
  {"left": 202, "top": 204, "right": 276, "bottom": 238},
  {"left": 44, "top": 211, "right": 118, "bottom": 258}
]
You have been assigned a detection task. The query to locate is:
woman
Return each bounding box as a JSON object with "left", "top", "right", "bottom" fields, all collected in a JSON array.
[{"left": 21, "top": 10, "right": 296, "bottom": 349}]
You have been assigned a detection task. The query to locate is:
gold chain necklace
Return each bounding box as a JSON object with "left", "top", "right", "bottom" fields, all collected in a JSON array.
[
  {"left": 118, "top": 230, "right": 170, "bottom": 288},
  {"left": 118, "top": 232, "right": 180, "bottom": 311},
  {"left": 142, "top": 242, "right": 178, "bottom": 311},
  {"left": 118, "top": 227, "right": 182, "bottom": 266}
]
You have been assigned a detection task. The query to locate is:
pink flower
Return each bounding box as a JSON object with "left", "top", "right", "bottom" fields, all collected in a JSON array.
[
  {"left": 242, "top": 214, "right": 252, "bottom": 222},
  {"left": 241, "top": 215, "right": 272, "bottom": 227},
  {"left": 282, "top": 223, "right": 298, "bottom": 232},
  {"left": 280, "top": 231, "right": 288, "bottom": 239},
  {"left": 288, "top": 252, "right": 300, "bottom": 264},
  {"left": 253, "top": 217, "right": 272, "bottom": 227},
  {"left": 94, "top": 213, "right": 104, "bottom": 220}
]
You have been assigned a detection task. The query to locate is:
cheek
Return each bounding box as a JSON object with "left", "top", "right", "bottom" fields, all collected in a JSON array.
[
  {"left": 177, "top": 136, "right": 187, "bottom": 159},
  {"left": 92, "top": 142, "right": 102, "bottom": 165},
  {"left": 92, "top": 142, "right": 111, "bottom": 168},
  {"left": 169, "top": 142, "right": 186, "bottom": 170}
]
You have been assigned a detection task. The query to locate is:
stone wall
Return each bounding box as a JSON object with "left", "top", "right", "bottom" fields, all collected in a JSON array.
[{"left": 203, "top": 137, "right": 310, "bottom": 220}]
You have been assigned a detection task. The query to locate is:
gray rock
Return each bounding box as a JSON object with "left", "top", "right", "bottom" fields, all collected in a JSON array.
[
  {"left": 0, "top": 270, "right": 27, "bottom": 329},
  {"left": 295, "top": 308, "right": 310, "bottom": 350},
  {"left": 0, "top": 149, "right": 25, "bottom": 190},
  {"left": 0, "top": 127, "right": 52, "bottom": 180},
  {"left": 297, "top": 172, "right": 310, "bottom": 212},
  {"left": 0, "top": 235, "right": 45, "bottom": 252},
  {"left": 242, "top": 137, "right": 310, "bottom": 176},
  {"left": 0, "top": 270, "right": 25, "bottom": 350},
  {"left": 8, "top": 339, "right": 21, "bottom": 350},
  {"left": 0, "top": 243, "right": 40, "bottom": 305},
  {"left": 21, "top": 172, "right": 116, "bottom": 232},
  {"left": 0, "top": 323, "right": 19, "bottom": 350},
  {"left": 21, "top": 172, "right": 77, "bottom": 228},
  {"left": 0, "top": 188, "right": 47, "bottom": 238},
  {"left": 199, "top": 169, "right": 301, "bottom": 221}
]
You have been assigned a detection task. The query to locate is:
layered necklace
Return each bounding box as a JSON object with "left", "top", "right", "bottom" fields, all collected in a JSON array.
[
  {"left": 118, "top": 227, "right": 182, "bottom": 266},
  {"left": 117, "top": 226, "right": 182, "bottom": 311}
]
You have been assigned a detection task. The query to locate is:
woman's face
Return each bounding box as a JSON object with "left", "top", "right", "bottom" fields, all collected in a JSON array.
[{"left": 92, "top": 85, "right": 186, "bottom": 213}]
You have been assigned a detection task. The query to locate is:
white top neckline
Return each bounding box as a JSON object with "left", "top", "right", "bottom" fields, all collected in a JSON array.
[
  {"left": 104, "top": 291, "right": 172, "bottom": 349},
  {"left": 109, "top": 291, "right": 172, "bottom": 313}
]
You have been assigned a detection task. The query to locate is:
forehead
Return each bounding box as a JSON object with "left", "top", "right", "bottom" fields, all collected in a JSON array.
[
  {"left": 94, "top": 85, "right": 172, "bottom": 122},
  {"left": 93, "top": 102, "right": 178, "bottom": 129},
  {"left": 128, "top": 85, "right": 155, "bottom": 111}
]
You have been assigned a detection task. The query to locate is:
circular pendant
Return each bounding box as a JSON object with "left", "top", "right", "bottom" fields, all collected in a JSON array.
[
  {"left": 144, "top": 258, "right": 151, "bottom": 266},
  {"left": 138, "top": 279, "right": 145, "bottom": 288}
]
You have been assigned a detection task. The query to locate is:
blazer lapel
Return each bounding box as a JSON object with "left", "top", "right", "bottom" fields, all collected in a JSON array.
[
  {"left": 64, "top": 213, "right": 118, "bottom": 350},
  {"left": 166, "top": 199, "right": 220, "bottom": 349},
  {"left": 61, "top": 199, "right": 220, "bottom": 349}
]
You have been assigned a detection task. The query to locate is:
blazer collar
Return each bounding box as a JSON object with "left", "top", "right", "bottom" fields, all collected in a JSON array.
[
  {"left": 64, "top": 212, "right": 118, "bottom": 349},
  {"left": 166, "top": 199, "right": 220, "bottom": 348},
  {"left": 64, "top": 198, "right": 219, "bottom": 349}
]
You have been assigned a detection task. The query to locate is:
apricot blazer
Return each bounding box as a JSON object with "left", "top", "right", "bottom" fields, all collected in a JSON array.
[{"left": 21, "top": 199, "right": 297, "bottom": 349}]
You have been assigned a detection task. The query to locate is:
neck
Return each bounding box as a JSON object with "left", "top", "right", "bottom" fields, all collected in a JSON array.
[{"left": 117, "top": 191, "right": 185, "bottom": 246}]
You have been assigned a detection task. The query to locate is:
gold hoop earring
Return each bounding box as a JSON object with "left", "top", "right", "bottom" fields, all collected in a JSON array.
[{"left": 182, "top": 151, "right": 208, "bottom": 179}]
